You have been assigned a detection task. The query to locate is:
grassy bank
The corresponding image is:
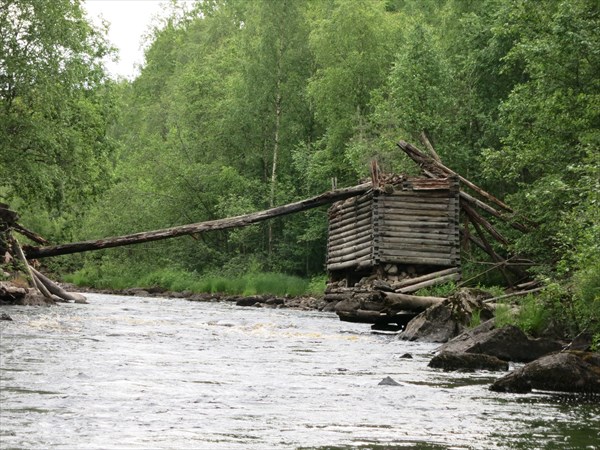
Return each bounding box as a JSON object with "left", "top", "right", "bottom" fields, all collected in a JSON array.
[{"left": 64, "top": 265, "right": 327, "bottom": 297}]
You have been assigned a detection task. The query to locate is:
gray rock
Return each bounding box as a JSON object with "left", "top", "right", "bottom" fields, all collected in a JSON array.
[
  {"left": 439, "top": 323, "right": 563, "bottom": 363},
  {"left": 378, "top": 376, "right": 401, "bottom": 386},
  {"left": 429, "top": 351, "right": 509, "bottom": 372},
  {"left": 490, "top": 351, "right": 600, "bottom": 394},
  {"left": 400, "top": 289, "right": 494, "bottom": 343},
  {"left": 1, "top": 312, "right": 13, "bottom": 321}
]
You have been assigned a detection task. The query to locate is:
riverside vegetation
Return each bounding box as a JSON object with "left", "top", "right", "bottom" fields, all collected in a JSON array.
[{"left": 1, "top": 0, "right": 598, "bottom": 343}]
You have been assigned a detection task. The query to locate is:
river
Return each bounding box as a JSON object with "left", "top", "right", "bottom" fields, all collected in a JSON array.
[{"left": 1, "top": 293, "right": 598, "bottom": 450}]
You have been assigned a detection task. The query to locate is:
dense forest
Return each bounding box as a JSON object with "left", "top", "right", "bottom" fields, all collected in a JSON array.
[{"left": 1, "top": 0, "right": 598, "bottom": 337}]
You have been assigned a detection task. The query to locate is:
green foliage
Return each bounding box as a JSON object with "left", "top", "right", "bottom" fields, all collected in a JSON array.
[
  {"left": 65, "top": 261, "right": 313, "bottom": 297},
  {"left": 3, "top": 0, "right": 597, "bottom": 340},
  {"left": 493, "top": 304, "right": 514, "bottom": 329},
  {"left": 515, "top": 294, "right": 551, "bottom": 337},
  {"left": 468, "top": 309, "right": 482, "bottom": 329},
  {"left": 0, "top": 0, "right": 117, "bottom": 213}
]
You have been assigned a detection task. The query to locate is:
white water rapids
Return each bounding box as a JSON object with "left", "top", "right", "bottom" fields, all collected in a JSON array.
[{"left": 1, "top": 293, "right": 598, "bottom": 449}]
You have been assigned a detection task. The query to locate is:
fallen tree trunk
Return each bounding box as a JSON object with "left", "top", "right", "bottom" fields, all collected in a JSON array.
[
  {"left": 396, "top": 272, "right": 461, "bottom": 294},
  {"left": 381, "top": 291, "right": 445, "bottom": 313},
  {"left": 25, "top": 183, "right": 372, "bottom": 259},
  {"left": 31, "top": 268, "right": 87, "bottom": 303}
]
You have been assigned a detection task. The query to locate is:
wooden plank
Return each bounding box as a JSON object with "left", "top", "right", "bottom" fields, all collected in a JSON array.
[{"left": 328, "top": 201, "right": 372, "bottom": 220}]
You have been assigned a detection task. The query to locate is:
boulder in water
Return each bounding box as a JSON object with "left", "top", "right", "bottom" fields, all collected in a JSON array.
[
  {"left": 490, "top": 351, "right": 600, "bottom": 394},
  {"left": 429, "top": 351, "right": 509, "bottom": 372},
  {"left": 438, "top": 322, "right": 563, "bottom": 363}
]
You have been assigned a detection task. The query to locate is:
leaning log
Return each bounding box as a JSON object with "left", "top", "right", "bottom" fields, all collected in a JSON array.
[
  {"left": 25, "top": 183, "right": 372, "bottom": 259},
  {"left": 31, "top": 268, "right": 87, "bottom": 303}
]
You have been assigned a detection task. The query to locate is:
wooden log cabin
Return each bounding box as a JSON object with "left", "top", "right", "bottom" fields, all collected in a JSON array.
[{"left": 326, "top": 176, "right": 461, "bottom": 290}]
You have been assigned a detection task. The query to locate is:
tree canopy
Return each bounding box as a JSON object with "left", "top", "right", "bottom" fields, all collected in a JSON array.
[{"left": 2, "top": 0, "right": 598, "bottom": 335}]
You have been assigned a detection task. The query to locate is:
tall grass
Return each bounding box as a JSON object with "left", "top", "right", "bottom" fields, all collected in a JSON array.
[{"left": 64, "top": 263, "right": 320, "bottom": 297}]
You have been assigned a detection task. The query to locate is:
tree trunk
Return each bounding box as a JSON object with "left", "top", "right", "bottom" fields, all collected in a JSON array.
[{"left": 25, "top": 183, "right": 372, "bottom": 259}]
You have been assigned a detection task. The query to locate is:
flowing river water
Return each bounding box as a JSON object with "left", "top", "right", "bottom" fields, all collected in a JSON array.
[{"left": 1, "top": 293, "right": 598, "bottom": 450}]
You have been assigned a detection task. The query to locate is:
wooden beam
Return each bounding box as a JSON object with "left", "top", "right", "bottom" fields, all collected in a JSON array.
[{"left": 26, "top": 183, "right": 373, "bottom": 259}]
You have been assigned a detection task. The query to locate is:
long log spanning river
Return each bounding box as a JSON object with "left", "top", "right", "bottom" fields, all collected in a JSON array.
[{"left": 1, "top": 293, "right": 598, "bottom": 449}]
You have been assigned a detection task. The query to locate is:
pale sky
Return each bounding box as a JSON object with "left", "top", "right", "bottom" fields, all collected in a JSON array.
[{"left": 83, "top": 0, "right": 177, "bottom": 79}]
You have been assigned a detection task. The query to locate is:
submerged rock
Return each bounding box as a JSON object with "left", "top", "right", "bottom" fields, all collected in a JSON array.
[
  {"left": 490, "top": 351, "right": 600, "bottom": 394},
  {"left": 1, "top": 312, "right": 12, "bottom": 321},
  {"left": 378, "top": 376, "right": 401, "bottom": 386},
  {"left": 400, "top": 289, "right": 494, "bottom": 343},
  {"left": 438, "top": 322, "right": 563, "bottom": 363},
  {"left": 429, "top": 351, "right": 509, "bottom": 372}
]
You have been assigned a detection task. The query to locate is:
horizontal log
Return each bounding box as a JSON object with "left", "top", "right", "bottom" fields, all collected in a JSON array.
[
  {"left": 329, "top": 194, "right": 372, "bottom": 213},
  {"left": 379, "top": 200, "right": 451, "bottom": 210},
  {"left": 26, "top": 183, "right": 373, "bottom": 259},
  {"left": 327, "top": 246, "right": 372, "bottom": 263},
  {"left": 381, "top": 291, "right": 445, "bottom": 312},
  {"left": 328, "top": 222, "right": 373, "bottom": 241},
  {"left": 328, "top": 228, "right": 372, "bottom": 247},
  {"left": 378, "top": 212, "right": 452, "bottom": 222},
  {"left": 329, "top": 216, "right": 372, "bottom": 234},
  {"left": 378, "top": 254, "right": 456, "bottom": 266},
  {"left": 327, "top": 240, "right": 372, "bottom": 258},
  {"left": 329, "top": 209, "right": 372, "bottom": 228},
  {"left": 379, "top": 220, "right": 452, "bottom": 229},
  {"left": 379, "top": 242, "right": 458, "bottom": 254},
  {"left": 379, "top": 236, "right": 455, "bottom": 246},
  {"left": 396, "top": 272, "right": 461, "bottom": 294},
  {"left": 328, "top": 234, "right": 372, "bottom": 254},
  {"left": 379, "top": 230, "right": 456, "bottom": 240},
  {"left": 380, "top": 193, "right": 451, "bottom": 202},
  {"left": 329, "top": 200, "right": 372, "bottom": 219},
  {"left": 327, "top": 256, "right": 372, "bottom": 271},
  {"left": 379, "top": 247, "right": 457, "bottom": 259},
  {"left": 394, "top": 267, "right": 461, "bottom": 288}
]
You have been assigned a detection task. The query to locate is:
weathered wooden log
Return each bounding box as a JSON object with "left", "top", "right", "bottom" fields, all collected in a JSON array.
[
  {"left": 461, "top": 202, "right": 509, "bottom": 245},
  {"left": 328, "top": 222, "right": 373, "bottom": 241},
  {"left": 482, "top": 287, "right": 545, "bottom": 304},
  {"left": 26, "top": 183, "right": 373, "bottom": 259},
  {"left": 396, "top": 272, "right": 461, "bottom": 294},
  {"left": 327, "top": 241, "right": 372, "bottom": 259},
  {"left": 419, "top": 131, "right": 442, "bottom": 162},
  {"left": 394, "top": 267, "right": 460, "bottom": 288},
  {"left": 328, "top": 209, "right": 372, "bottom": 228},
  {"left": 328, "top": 256, "right": 372, "bottom": 271},
  {"left": 397, "top": 140, "right": 513, "bottom": 212},
  {"left": 377, "top": 254, "right": 455, "bottom": 266},
  {"left": 328, "top": 229, "right": 372, "bottom": 248},
  {"left": 327, "top": 246, "right": 372, "bottom": 263},
  {"left": 10, "top": 237, "right": 45, "bottom": 295},
  {"left": 13, "top": 223, "right": 49, "bottom": 245},
  {"left": 329, "top": 216, "right": 372, "bottom": 234},
  {"left": 379, "top": 230, "right": 455, "bottom": 241},
  {"left": 31, "top": 268, "right": 87, "bottom": 303},
  {"left": 381, "top": 291, "right": 445, "bottom": 312}
]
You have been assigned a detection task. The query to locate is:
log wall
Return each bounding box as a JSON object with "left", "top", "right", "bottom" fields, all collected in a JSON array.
[{"left": 326, "top": 177, "right": 460, "bottom": 272}]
